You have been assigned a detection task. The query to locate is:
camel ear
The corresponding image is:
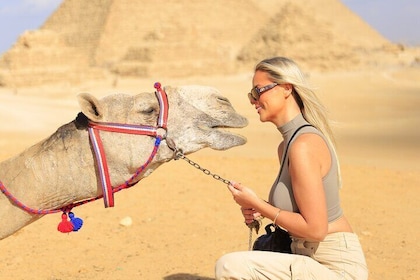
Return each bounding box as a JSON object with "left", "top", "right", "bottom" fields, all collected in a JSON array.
[{"left": 77, "top": 93, "right": 104, "bottom": 122}]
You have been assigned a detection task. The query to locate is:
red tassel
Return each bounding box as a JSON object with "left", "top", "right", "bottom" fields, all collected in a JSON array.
[{"left": 57, "top": 213, "right": 74, "bottom": 233}]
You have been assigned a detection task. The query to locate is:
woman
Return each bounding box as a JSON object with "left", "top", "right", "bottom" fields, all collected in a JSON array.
[{"left": 215, "top": 57, "right": 368, "bottom": 279}]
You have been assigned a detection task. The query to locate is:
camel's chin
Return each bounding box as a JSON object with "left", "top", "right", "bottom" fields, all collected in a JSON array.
[{"left": 209, "top": 131, "right": 247, "bottom": 150}]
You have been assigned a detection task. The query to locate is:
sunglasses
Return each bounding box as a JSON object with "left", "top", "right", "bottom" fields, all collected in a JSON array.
[{"left": 248, "top": 83, "right": 278, "bottom": 102}]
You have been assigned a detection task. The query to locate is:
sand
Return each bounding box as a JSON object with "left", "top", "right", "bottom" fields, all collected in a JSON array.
[{"left": 0, "top": 68, "right": 419, "bottom": 280}]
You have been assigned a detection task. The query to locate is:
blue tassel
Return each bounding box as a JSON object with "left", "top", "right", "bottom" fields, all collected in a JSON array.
[{"left": 68, "top": 212, "right": 83, "bottom": 231}]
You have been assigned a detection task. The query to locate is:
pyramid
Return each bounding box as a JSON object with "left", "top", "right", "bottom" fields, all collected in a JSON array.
[
  {"left": 0, "top": 0, "right": 410, "bottom": 87},
  {"left": 40, "top": 0, "right": 274, "bottom": 77}
]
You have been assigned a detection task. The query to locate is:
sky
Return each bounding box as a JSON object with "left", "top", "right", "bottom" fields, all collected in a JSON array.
[{"left": 0, "top": 0, "right": 419, "bottom": 55}]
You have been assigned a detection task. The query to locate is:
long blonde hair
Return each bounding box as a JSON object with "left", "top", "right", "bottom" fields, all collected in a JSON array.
[{"left": 255, "top": 57, "right": 342, "bottom": 186}]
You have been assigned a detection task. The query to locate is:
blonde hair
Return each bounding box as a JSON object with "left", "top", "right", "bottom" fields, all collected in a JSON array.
[{"left": 255, "top": 57, "right": 342, "bottom": 186}]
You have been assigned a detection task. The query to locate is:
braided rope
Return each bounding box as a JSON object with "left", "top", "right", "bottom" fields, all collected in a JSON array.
[{"left": 0, "top": 180, "right": 62, "bottom": 214}]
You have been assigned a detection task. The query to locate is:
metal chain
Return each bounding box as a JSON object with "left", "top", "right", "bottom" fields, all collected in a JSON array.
[
  {"left": 174, "top": 151, "right": 231, "bottom": 185},
  {"left": 172, "top": 147, "right": 260, "bottom": 250},
  {"left": 248, "top": 226, "right": 253, "bottom": 251},
  {"left": 247, "top": 219, "right": 262, "bottom": 250}
]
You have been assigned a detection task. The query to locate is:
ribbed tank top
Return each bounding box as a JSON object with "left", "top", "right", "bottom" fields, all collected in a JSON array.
[{"left": 268, "top": 114, "right": 343, "bottom": 222}]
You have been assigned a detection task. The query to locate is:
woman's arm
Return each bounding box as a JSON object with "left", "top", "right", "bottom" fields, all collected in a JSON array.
[{"left": 228, "top": 133, "right": 331, "bottom": 241}]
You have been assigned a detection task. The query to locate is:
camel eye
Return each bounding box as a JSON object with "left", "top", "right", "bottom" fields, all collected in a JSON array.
[{"left": 141, "top": 106, "right": 157, "bottom": 115}]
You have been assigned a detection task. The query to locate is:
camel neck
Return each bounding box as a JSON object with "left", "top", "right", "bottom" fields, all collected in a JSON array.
[{"left": 0, "top": 121, "right": 98, "bottom": 209}]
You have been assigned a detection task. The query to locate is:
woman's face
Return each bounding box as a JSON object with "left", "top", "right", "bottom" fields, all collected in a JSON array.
[{"left": 251, "top": 70, "right": 286, "bottom": 125}]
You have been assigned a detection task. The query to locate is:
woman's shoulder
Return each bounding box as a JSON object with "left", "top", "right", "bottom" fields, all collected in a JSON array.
[{"left": 289, "top": 133, "right": 329, "bottom": 158}]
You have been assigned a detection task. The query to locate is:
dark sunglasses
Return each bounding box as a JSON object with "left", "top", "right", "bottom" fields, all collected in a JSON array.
[{"left": 248, "top": 83, "right": 278, "bottom": 101}]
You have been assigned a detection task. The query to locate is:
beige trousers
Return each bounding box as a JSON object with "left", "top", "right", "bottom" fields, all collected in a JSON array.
[{"left": 215, "top": 232, "right": 368, "bottom": 280}]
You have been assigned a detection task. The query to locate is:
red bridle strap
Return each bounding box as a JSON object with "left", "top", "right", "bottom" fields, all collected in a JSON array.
[
  {"left": 88, "top": 82, "right": 169, "bottom": 207},
  {"left": 0, "top": 82, "right": 170, "bottom": 215}
]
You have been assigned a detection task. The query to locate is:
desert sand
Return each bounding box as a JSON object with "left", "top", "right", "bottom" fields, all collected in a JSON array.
[
  {"left": 0, "top": 0, "right": 419, "bottom": 279},
  {"left": 0, "top": 67, "right": 419, "bottom": 280}
]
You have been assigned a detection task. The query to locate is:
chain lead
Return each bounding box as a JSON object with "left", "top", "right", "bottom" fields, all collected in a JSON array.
[
  {"left": 174, "top": 151, "right": 231, "bottom": 185},
  {"left": 170, "top": 142, "right": 261, "bottom": 250}
]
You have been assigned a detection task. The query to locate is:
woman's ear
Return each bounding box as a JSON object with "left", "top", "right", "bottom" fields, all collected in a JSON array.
[{"left": 283, "top": 83, "right": 294, "bottom": 97}]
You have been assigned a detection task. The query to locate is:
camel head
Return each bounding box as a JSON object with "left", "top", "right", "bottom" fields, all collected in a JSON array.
[
  {"left": 77, "top": 85, "right": 248, "bottom": 177},
  {"left": 0, "top": 85, "right": 248, "bottom": 239},
  {"left": 162, "top": 85, "right": 248, "bottom": 153}
]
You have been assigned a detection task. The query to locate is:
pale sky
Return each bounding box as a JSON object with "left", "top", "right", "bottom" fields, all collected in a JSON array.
[
  {"left": 0, "top": 0, "right": 419, "bottom": 55},
  {"left": 342, "top": 0, "right": 420, "bottom": 46}
]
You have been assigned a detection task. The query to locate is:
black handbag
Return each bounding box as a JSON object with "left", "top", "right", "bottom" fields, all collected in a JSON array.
[{"left": 252, "top": 223, "right": 292, "bottom": 253}]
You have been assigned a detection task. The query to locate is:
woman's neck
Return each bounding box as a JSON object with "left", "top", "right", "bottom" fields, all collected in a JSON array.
[
  {"left": 277, "top": 114, "right": 307, "bottom": 136},
  {"left": 274, "top": 109, "right": 301, "bottom": 128},
  {"left": 273, "top": 95, "right": 301, "bottom": 127}
]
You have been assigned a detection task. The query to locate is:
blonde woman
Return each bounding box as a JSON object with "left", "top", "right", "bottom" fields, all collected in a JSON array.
[{"left": 215, "top": 57, "right": 368, "bottom": 279}]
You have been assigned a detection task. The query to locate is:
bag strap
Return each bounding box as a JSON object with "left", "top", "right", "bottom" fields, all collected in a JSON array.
[{"left": 279, "top": 124, "right": 313, "bottom": 176}]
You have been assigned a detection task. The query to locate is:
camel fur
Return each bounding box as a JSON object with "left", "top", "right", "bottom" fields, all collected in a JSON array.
[{"left": 0, "top": 85, "right": 247, "bottom": 240}]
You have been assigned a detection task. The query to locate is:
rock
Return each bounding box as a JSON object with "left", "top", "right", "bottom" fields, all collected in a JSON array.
[{"left": 119, "top": 216, "right": 133, "bottom": 227}]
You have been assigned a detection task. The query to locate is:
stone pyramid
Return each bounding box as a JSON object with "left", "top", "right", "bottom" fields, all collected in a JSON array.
[{"left": 0, "top": 0, "right": 405, "bottom": 87}]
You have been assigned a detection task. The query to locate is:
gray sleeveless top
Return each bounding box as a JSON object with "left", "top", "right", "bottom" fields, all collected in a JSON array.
[{"left": 268, "top": 114, "right": 343, "bottom": 222}]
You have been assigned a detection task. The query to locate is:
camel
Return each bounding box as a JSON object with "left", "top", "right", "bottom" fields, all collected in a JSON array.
[{"left": 0, "top": 83, "right": 248, "bottom": 240}]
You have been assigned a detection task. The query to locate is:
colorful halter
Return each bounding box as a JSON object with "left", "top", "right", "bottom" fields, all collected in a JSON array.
[
  {"left": 88, "top": 82, "right": 169, "bottom": 207},
  {"left": 0, "top": 82, "right": 169, "bottom": 232}
]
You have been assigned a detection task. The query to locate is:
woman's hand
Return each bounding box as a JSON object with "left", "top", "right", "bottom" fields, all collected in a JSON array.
[
  {"left": 227, "top": 181, "right": 260, "bottom": 209},
  {"left": 241, "top": 207, "right": 263, "bottom": 225}
]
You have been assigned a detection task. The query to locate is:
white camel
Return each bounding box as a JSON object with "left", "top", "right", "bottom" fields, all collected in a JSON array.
[{"left": 0, "top": 84, "right": 247, "bottom": 240}]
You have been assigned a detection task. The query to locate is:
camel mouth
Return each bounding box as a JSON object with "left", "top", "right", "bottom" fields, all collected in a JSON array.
[
  {"left": 213, "top": 126, "right": 248, "bottom": 141},
  {"left": 207, "top": 119, "right": 248, "bottom": 149},
  {"left": 211, "top": 112, "right": 249, "bottom": 130},
  {"left": 212, "top": 124, "right": 246, "bottom": 132},
  {"left": 211, "top": 116, "right": 248, "bottom": 135},
  {"left": 213, "top": 124, "right": 246, "bottom": 133}
]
